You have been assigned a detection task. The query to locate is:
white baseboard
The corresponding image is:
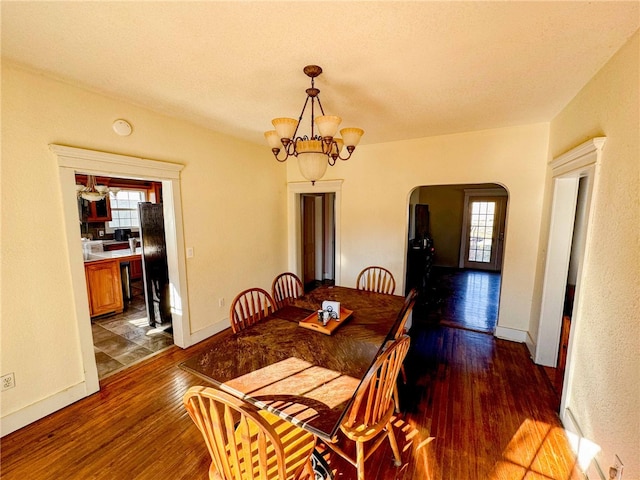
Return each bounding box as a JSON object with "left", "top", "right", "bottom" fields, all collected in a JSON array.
[
  {"left": 187, "top": 319, "right": 230, "bottom": 346},
  {"left": 494, "top": 325, "right": 528, "bottom": 343},
  {"left": 1, "top": 381, "right": 92, "bottom": 437},
  {"left": 2, "top": 318, "right": 232, "bottom": 437},
  {"left": 562, "top": 408, "right": 605, "bottom": 479},
  {"left": 525, "top": 331, "right": 536, "bottom": 358}
]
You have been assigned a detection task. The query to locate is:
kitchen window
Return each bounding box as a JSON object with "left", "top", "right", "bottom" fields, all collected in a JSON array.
[{"left": 106, "top": 189, "right": 146, "bottom": 232}]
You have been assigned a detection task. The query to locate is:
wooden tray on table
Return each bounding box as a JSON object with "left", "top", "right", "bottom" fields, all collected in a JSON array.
[{"left": 298, "top": 307, "right": 353, "bottom": 335}]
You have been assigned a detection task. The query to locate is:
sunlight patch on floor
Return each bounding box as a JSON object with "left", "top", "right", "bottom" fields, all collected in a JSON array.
[
  {"left": 128, "top": 317, "right": 150, "bottom": 328},
  {"left": 147, "top": 327, "right": 168, "bottom": 335},
  {"left": 489, "top": 418, "right": 582, "bottom": 480}
]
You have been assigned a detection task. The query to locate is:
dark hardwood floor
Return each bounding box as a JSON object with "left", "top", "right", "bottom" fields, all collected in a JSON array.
[
  {"left": 1, "top": 281, "right": 580, "bottom": 480},
  {"left": 418, "top": 267, "right": 501, "bottom": 334}
]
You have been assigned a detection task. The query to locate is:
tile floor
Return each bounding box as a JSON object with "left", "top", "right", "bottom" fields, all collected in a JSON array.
[{"left": 91, "top": 281, "right": 173, "bottom": 379}]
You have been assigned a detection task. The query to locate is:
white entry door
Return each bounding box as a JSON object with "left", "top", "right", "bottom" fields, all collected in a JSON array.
[{"left": 460, "top": 193, "right": 507, "bottom": 271}]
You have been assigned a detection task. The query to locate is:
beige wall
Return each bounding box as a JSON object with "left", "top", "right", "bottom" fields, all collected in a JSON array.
[
  {"left": 543, "top": 31, "right": 639, "bottom": 477},
  {"left": 1, "top": 63, "right": 287, "bottom": 426},
  {"left": 288, "top": 123, "right": 550, "bottom": 338}
]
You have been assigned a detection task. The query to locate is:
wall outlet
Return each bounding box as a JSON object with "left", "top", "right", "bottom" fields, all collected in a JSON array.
[
  {"left": 186, "top": 247, "right": 194, "bottom": 258},
  {"left": 609, "top": 455, "right": 624, "bottom": 480},
  {"left": 218, "top": 298, "right": 225, "bottom": 308},
  {"left": 1, "top": 372, "right": 16, "bottom": 391},
  {"left": 98, "top": 230, "right": 104, "bottom": 237}
]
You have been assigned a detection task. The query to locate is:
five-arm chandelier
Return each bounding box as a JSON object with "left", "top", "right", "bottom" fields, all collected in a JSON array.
[{"left": 264, "top": 65, "right": 364, "bottom": 184}]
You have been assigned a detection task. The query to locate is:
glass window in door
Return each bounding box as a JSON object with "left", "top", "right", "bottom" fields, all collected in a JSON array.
[{"left": 468, "top": 201, "right": 495, "bottom": 263}]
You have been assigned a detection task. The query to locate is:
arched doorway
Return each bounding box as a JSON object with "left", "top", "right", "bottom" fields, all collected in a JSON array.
[{"left": 406, "top": 183, "right": 508, "bottom": 334}]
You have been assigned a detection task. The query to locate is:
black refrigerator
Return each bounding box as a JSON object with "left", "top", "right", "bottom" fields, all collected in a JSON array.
[{"left": 138, "top": 202, "right": 172, "bottom": 327}]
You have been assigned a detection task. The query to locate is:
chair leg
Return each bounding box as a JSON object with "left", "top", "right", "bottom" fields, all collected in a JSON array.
[
  {"left": 356, "top": 442, "right": 366, "bottom": 480},
  {"left": 303, "top": 458, "right": 314, "bottom": 479},
  {"left": 386, "top": 421, "right": 402, "bottom": 467}
]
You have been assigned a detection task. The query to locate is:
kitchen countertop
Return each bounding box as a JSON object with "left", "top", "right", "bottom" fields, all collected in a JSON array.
[
  {"left": 101, "top": 239, "right": 139, "bottom": 246},
  {"left": 84, "top": 248, "right": 142, "bottom": 263}
]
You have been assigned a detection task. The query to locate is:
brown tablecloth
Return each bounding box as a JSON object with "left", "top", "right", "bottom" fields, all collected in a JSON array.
[{"left": 180, "top": 285, "right": 404, "bottom": 440}]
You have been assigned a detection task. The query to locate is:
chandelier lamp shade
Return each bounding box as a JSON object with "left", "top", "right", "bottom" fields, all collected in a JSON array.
[
  {"left": 264, "top": 65, "right": 364, "bottom": 184},
  {"left": 76, "top": 175, "right": 120, "bottom": 202}
]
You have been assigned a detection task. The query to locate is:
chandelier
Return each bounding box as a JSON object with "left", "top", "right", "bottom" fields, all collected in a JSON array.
[
  {"left": 76, "top": 175, "right": 120, "bottom": 202},
  {"left": 264, "top": 65, "right": 364, "bottom": 184}
]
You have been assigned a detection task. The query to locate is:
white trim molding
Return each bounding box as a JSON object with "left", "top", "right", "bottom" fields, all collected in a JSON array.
[
  {"left": 1, "top": 382, "right": 89, "bottom": 437},
  {"left": 458, "top": 187, "right": 508, "bottom": 270},
  {"left": 549, "top": 137, "right": 606, "bottom": 176},
  {"left": 495, "top": 325, "right": 529, "bottom": 343},
  {"left": 562, "top": 408, "right": 606, "bottom": 479},
  {"left": 534, "top": 137, "right": 606, "bottom": 437},
  {"left": 535, "top": 137, "right": 605, "bottom": 366},
  {"left": 287, "top": 180, "right": 343, "bottom": 285},
  {"left": 39, "top": 144, "right": 192, "bottom": 436},
  {"left": 51, "top": 144, "right": 183, "bottom": 179}
]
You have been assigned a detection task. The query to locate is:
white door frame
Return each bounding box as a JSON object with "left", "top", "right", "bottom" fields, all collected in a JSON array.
[
  {"left": 288, "top": 180, "right": 343, "bottom": 285},
  {"left": 52, "top": 144, "right": 190, "bottom": 394},
  {"left": 459, "top": 188, "right": 508, "bottom": 271},
  {"left": 534, "top": 137, "right": 605, "bottom": 412}
]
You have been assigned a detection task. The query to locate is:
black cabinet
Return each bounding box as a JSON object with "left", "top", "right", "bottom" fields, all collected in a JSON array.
[{"left": 406, "top": 243, "right": 435, "bottom": 302}]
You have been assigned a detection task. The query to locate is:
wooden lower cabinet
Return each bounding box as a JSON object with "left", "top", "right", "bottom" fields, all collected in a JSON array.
[
  {"left": 85, "top": 260, "right": 123, "bottom": 317},
  {"left": 103, "top": 242, "right": 129, "bottom": 251},
  {"left": 130, "top": 258, "right": 142, "bottom": 280}
]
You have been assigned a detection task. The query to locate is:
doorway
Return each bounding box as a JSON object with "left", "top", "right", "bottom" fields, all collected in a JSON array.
[
  {"left": 78, "top": 174, "right": 174, "bottom": 379},
  {"left": 54, "top": 144, "right": 188, "bottom": 396},
  {"left": 287, "top": 180, "right": 343, "bottom": 286},
  {"left": 301, "top": 193, "right": 336, "bottom": 290},
  {"left": 534, "top": 138, "right": 605, "bottom": 417},
  {"left": 407, "top": 184, "right": 508, "bottom": 333},
  {"left": 460, "top": 191, "right": 507, "bottom": 271}
]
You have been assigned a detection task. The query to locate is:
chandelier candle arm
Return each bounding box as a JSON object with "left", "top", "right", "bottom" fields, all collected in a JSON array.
[{"left": 264, "top": 65, "right": 364, "bottom": 184}]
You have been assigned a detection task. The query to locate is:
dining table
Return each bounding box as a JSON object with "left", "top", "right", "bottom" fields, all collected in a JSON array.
[{"left": 180, "top": 285, "right": 406, "bottom": 441}]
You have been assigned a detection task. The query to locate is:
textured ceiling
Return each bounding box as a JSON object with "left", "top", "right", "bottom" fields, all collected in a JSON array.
[{"left": 2, "top": 1, "right": 638, "bottom": 146}]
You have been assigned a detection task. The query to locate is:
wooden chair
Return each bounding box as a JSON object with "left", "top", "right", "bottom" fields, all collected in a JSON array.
[
  {"left": 356, "top": 266, "right": 396, "bottom": 295},
  {"left": 324, "top": 336, "right": 411, "bottom": 480},
  {"left": 391, "top": 298, "right": 416, "bottom": 412},
  {"left": 184, "top": 386, "right": 316, "bottom": 480},
  {"left": 392, "top": 288, "right": 418, "bottom": 340},
  {"left": 271, "top": 272, "right": 304, "bottom": 309},
  {"left": 401, "top": 288, "right": 418, "bottom": 319},
  {"left": 229, "top": 288, "right": 276, "bottom": 333}
]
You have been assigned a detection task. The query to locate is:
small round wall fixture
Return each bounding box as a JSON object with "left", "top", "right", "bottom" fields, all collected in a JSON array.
[{"left": 112, "top": 119, "right": 132, "bottom": 136}]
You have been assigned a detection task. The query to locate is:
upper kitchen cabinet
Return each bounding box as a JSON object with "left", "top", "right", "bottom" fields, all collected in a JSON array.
[
  {"left": 79, "top": 196, "right": 112, "bottom": 222},
  {"left": 76, "top": 174, "right": 163, "bottom": 226}
]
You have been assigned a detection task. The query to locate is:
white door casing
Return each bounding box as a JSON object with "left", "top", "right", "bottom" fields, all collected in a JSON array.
[
  {"left": 533, "top": 137, "right": 605, "bottom": 416},
  {"left": 288, "top": 180, "right": 343, "bottom": 285},
  {"left": 53, "top": 144, "right": 190, "bottom": 395},
  {"left": 459, "top": 188, "right": 508, "bottom": 271}
]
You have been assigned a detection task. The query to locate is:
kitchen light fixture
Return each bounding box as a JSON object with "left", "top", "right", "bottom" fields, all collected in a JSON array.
[
  {"left": 264, "top": 65, "right": 364, "bottom": 184},
  {"left": 76, "top": 175, "right": 120, "bottom": 202}
]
